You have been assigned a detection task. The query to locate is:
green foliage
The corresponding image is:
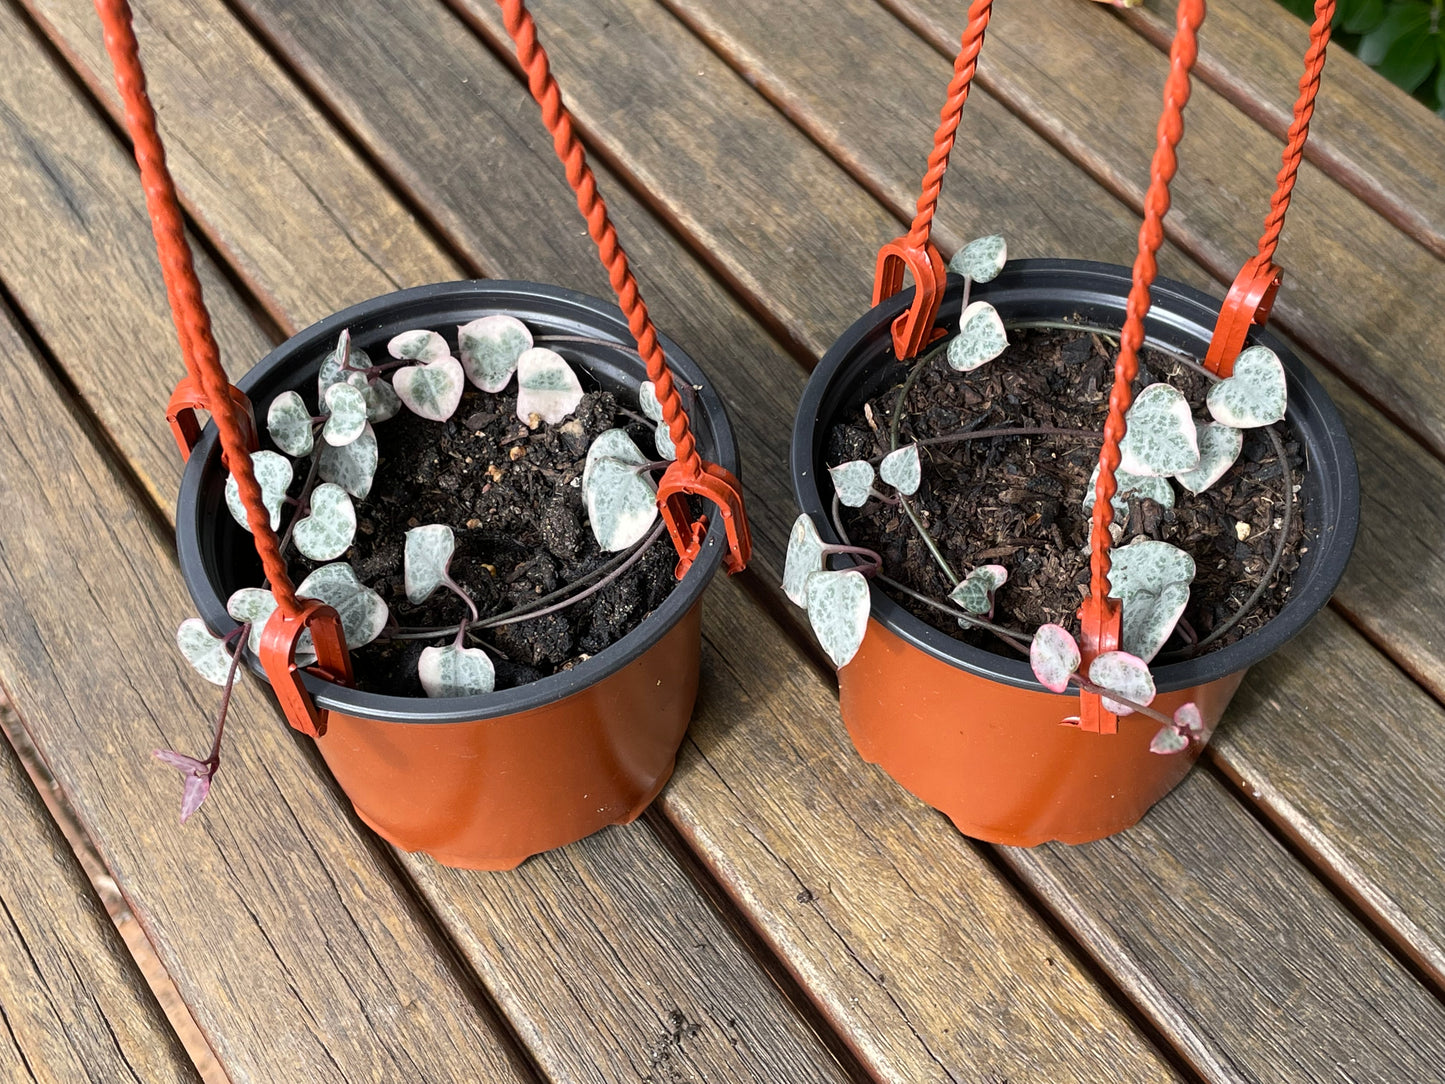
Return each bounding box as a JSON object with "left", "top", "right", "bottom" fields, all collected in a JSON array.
[{"left": 1278, "top": 0, "right": 1444, "bottom": 114}]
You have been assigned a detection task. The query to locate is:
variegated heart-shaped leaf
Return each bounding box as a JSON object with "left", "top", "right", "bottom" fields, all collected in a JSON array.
[
  {"left": 319, "top": 422, "right": 377, "bottom": 499},
  {"left": 227, "top": 587, "right": 315, "bottom": 662},
  {"left": 1174, "top": 702, "right": 1204, "bottom": 734},
  {"left": 782, "top": 513, "right": 826, "bottom": 607},
  {"left": 322, "top": 382, "right": 367, "bottom": 446},
  {"left": 828, "top": 460, "right": 875, "bottom": 508},
  {"left": 419, "top": 644, "right": 496, "bottom": 698},
  {"left": 1150, "top": 726, "right": 1190, "bottom": 755},
  {"left": 1088, "top": 650, "right": 1156, "bottom": 716},
  {"left": 318, "top": 329, "right": 364, "bottom": 402},
  {"left": 947, "top": 301, "right": 1008, "bottom": 371},
  {"left": 515, "top": 348, "right": 584, "bottom": 425},
  {"left": 1030, "top": 623, "right": 1081, "bottom": 694},
  {"left": 458, "top": 315, "right": 532, "bottom": 393},
  {"left": 1117, "top": 383, "right": 1199, "bottom": 477},
  {"left": 1108, "top": 539, "right": 1195, "bottom": 662},
  {"left": 948, "top": 234, "right": 1007, "bottom": 283},
  {"left": 879, "top": 443, "right": 921, "bottom": 495},
  {"left": 804, "top": 569, "right": 871, "bottom": 669},
  {"left": 297, "top": 563, "right": 389, "bottom": 648},
  {"left": 292, "top": 483, "right": 356, "bottom": 561},
  {"left": 1173, "top": 421, "right": 1243, "bottom": 495},
  {"left": 405, "top": 524, "right": 456, "bottom": 604},
  {"left": 1082, "top": 461, "right": 1176, "bottom": 516},
  {"left": 318, "top": 331, "right": 400, "bottom": 424},
  {"left": 583, "top": 429, "right": 658, "bottom": 552},
  {"left": 949, "top": 565, "right": 1008, "bottom": 615},
  {"left": 640, "top": 381, "right": 676, "bottom": 461},
  {"left": 1207, "top": 345, "right": 1287, "bottom": 428},
  {"left": 387, "top": 328, "right": 450, "bottom": 362},
  {"left": 393, "top": 356, "right": 465, "bottom": 422},
  {"left": 225, "top": 450, "right": 292, "bottom": 533},
  {"left": 267, "top": 391, "right": 314, "bottom": 457},
  {"left": 176, "top": 618, "right": 233, "bottom": 686},
  {"left": 347, "top": 371, "right": 402, "bottom": 423}
]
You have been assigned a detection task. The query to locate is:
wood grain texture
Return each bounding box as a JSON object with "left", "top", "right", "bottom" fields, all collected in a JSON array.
[
  {"left": 1125, "top": 0, "right": 1445, "bottom": 258},
  {"left": 890, "top": 0, "right": 1445, "bottom": 461},
  {"left": 0, "top": 297, "right": 535, "bottom": 1083},
  {"left": 0, "top": 719, "right": 201, "bottom": 1084},
  {"left": 1002, "top": 764, "right": 1445, "bottom": 1083},
  {"left": 18, "top": 0, "right": 456, "bottom": 330},
  {"left": 8, "top": 1, "right": 1190, "bottom": 1079}
]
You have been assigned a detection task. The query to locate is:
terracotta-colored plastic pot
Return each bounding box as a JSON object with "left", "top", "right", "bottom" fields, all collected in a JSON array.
[
  {"left": 177, "top": 281, "right": 738, "bottom": 869},
  {"left": 792, "top": 259, "right": 1359, "bottom": 846}
]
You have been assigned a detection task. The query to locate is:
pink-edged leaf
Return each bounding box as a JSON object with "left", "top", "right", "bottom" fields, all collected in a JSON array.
[
  {"left": 178, "top": 772, "right": 214, "bottom": 822},
  {"left": 153, "top": 749, "right": 215, "bottom": 823},
  {"left": 1088, "top": 651, "right": 1156, "bottom": 716},
  {"left": 1150, "top": 727, "right": 1190, "bottom": 755},
  {"left": 153, "top": 749, "right": 207, "bottom": 774},
  {"left": 393, "top": 356, "right": 464, "bottom": 422},
  {"left": 1173, "top": 702, "right": 1204, "bottom": 734},
  {"left": 1030, "top": 623, "right": 1080, "bottom": 693}
]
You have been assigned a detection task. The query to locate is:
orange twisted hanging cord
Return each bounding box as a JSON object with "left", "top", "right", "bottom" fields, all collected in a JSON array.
[
  {"left": 1075, "top": 0, "right": 1206, "bottom": 734},
  {"left": 1204, "top": 0, "right": 1334, "bottom": 376},
  {"left": 494, "top": 0, "right": 750, "bottom": 577},
  {"left": 874, "top": 0, "right": 993, "bottom": 360},
  {"left": 96, "top": 0, "right": 350, "bottom": 737}
]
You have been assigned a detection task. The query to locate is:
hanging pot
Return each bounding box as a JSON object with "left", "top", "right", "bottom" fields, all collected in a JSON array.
[
  {"left": 791, "top": 259, "right": 1359, "bottom": 846},
  {"left": 177, "top": 280, "right": 739, "bottom": 869}
]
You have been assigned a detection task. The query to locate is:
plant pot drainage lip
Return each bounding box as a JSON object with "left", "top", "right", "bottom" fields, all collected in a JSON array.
[
  {"left": 176, "top": 279, "right": 738, "bottom": 724},
  {"left": 792, "top": 258, "right": 1361, "bottom": 695}
]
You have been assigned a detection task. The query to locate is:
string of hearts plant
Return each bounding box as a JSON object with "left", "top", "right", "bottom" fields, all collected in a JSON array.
[
  {"left": 784, "top": 235, "right": 1295, "bottom": 755},
  {"left": 163, "top": 317, "right": 678, "bottom": 819}
]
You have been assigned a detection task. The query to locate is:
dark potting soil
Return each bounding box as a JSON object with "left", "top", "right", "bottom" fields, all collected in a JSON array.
[
  {"left": 286, "top": 383, "right": 678, "bottom": 697},
  {"left": 827, "top": 325, "right": 1308, "bottom": 659}
]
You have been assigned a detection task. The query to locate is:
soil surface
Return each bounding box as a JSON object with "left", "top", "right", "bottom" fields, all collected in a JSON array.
[
  {"left": 286, "top": 379, "right": 677, "bottom": 696},
  {"left": 827, "top": 325, "right": 1308, "bottom": 659}
]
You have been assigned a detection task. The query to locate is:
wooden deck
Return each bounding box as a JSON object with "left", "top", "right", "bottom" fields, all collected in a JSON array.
[{"left": 1, "top": 0, "right": 1443, "bottom": 1080}]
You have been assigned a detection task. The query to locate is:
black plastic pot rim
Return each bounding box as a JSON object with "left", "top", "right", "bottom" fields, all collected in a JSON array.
[
  {"left": 791, "top": 258, "right": 1361, "bottom": 695},
  {"left": 177, "top": 279, "right": 737, "bottom": 724}
]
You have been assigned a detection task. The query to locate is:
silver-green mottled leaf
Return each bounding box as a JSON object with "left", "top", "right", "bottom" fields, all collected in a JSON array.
[
  {"left": 947, "top": 301, "right": 1008, "bottom": 371},
  {"left": 582, "top": 429, "right": 658, "bottom": 552},
  {"left": 317, "top": 329, "right": 366, "bottom": 404},
  {"left": 225, "top": 450, "right": 292, "bottom": 533},
  {"left": 516, "top": 348, "right": 584, "bottom": 425},
  {"left": 640, "top": 382, "right": 677, "bottom": 460},
  {"left": 267, "top": 391, "right": 314, "bottom": 457},
  {"left": 387, "top": 328, "right": 449, "bottom": 362},
  {"left": 292, "top": 483, "right": 356, "bottom": 561},
  {"left": 949, "top": 565, "right": 1008, "bottom": 616},
  {"left": 347, "top": 371, "right": 402, "bottom": 424},
  {"left": 405, "top": 524, "right": 455, "bottom": 604},
  {"left": 1088, "top": 650, "right": 1156, "bottom": 716},
  {"left": 879, "top": 443, "right": 921, "bottom": 495},
  {"left": 458, "top": 315, "right": 532, "bottom": 393},
  {"left": 296, "top": 563, "right": 388, "bottom": 649},
  {"left": 828, "top": 460, "right": 875, "bottom": 508},
  {"left": 948, "top": 234, "right": 1007, "bottom": 283},
  {"left": 640, "top": 380, "right": 664, "bottom": 422},
  {"left": 1030, "top": 623, "right": 1080, "bottom": 693},
  {"left": 419, "top": 644, "right": 496, "bottom": 698},
  {"left": 782, "top": 514, "right": 826, "bottom": 607},
  {"left": 1082, "top": 461, "right": 1176, "bottom": 516},
  {"left": 318, "top": 422, "right": 377, "bottom": 499},
  {"left": 1174, "top": 421, "right": 1243, "bottom": 494},
  {"left": 1207, "top": 346, "right": 1287, "bottom": 428},
  {"left": 1108, "top": 540, "right": 1195, "bottom": 662},
  {"left": 1150, "top": 726, "right": 1190, "bottom": 755},
  {"left": 227, "top": 588, "right": 315, "bottom": 663},
  {"left": 1117, "top": 383, "right": 1199, "bottom": 477},
  {"left": 804, "top": 569, "right": 871, "bottom": 669},
  {"left": 393, "top": 356, "right": 464, "bottom": 422},
  {"left": 176, "top": 618, "right": 233, "bottom": 686},
  {"left": 322, "top": 382, "right": 367, "bottom": 446}
]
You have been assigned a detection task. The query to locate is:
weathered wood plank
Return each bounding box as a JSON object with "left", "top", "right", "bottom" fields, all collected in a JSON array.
[
  {"left": 1002, "top": 762, "right": 1445, "bottom": 1082},
  {"left": 0, "top": 295, "right": 536, "bottom": 1083},
  {"left": 890, "top": 0, "right": 1445, "bottom": 461},
  {"left": 17, "top": 0, "right": 454, "bottom": 327},
  {"left": 0, "top": 708, "right": 202, "bottom": 1084},
  {"left": 1124, "top": 0, "right": 1445, "bottom": 259},
  {"left": 11, "top": 1, "right": 1193, "bottom": 1080}
]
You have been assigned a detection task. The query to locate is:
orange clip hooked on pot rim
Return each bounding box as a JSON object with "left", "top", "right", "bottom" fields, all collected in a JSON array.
[
  {"left": 1204, "top": 259, "right": 1283, "bottom": 378},
  {"left": 167, "top": 376, "right": 259, "bottom": 461},
  {"left": 656, "top": 458, "right": 751, "bottom": 579},
  {"left": 258, "top": 600, "right": 352, "bottom": 739},
  {"left": 873, "top": 235, "right": 948, "bottom": 361}
]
